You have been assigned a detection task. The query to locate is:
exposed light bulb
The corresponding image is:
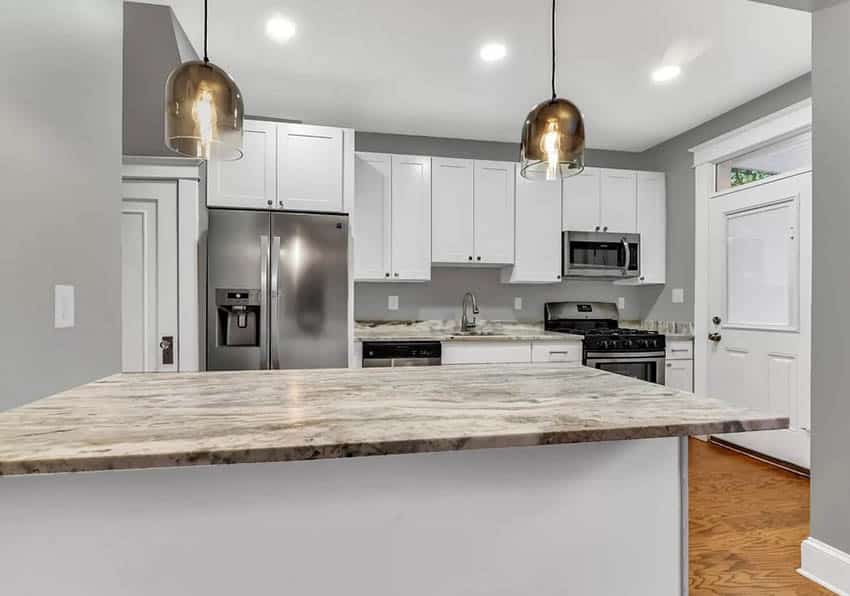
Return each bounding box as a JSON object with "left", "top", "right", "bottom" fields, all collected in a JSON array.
[
  {"left": 542, "top": 122, "right": 561, "bottom": 181},
  {"left": 192, "top": 83, "right": 217, "bottom": 159}
]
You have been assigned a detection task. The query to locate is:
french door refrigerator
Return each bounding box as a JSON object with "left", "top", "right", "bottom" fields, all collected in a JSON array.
[{"left": 207, "top": 209, "right": 349, "bottom": 370}]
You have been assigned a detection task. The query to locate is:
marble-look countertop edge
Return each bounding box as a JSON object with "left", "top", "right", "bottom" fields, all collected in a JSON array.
[
  {"left": 0, "top": 417, "right": 788, "bottom": 477},
  {"left": 354, "top": 333, "right": 583, "bottom": 342}
]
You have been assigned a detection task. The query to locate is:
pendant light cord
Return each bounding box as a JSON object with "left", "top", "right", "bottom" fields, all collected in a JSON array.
[
  {"left": 203, "top": 0, "right": 209, "bottom": 63},
  {"left": 551, "top": 0, "right": 556, "bottom": 99}
]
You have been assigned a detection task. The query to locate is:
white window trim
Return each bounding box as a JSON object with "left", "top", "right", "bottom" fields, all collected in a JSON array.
[
  {"left": 689, "top": 98, "right": 812, "bottom": 404},
  {"left": 121, "top": 155, "right": 206, "bottom": 372}
]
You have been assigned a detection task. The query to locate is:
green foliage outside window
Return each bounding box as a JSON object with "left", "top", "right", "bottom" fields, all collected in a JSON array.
[{"left": 730, "top": 167, "right": 777, "bottom": 187}]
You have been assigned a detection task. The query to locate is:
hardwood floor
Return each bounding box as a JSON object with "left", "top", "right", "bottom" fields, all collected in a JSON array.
[{"left": 689, "top": 438, "right": 830, "bottom": 595}]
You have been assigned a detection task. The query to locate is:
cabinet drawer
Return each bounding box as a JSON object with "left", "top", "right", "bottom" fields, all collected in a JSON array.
[
  {"left": 665, "top": 340, "right": 693, "bottom": 360},
  {"left": 442, "top": 341, "right": 531, "bottom": 365},
  {"left": 531, "top": 342, "right": 582, "bottom": 363}
]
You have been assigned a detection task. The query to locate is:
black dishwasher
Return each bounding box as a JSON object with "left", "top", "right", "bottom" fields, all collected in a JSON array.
[{"left": 362, "top": 341, "right": 442, "bottom": 367}]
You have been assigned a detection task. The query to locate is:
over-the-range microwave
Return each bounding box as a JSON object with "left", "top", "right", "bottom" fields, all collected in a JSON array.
[{"left": 562, "top": 231, "right": 640, "bottom": 279}]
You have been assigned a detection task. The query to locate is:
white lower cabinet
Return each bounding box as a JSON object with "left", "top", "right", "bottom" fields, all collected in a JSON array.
[
  {"left": 442, "top": 339, "right": 582, "bottom": 365},
  {"left": 664, "top": 339, "right": 693, "bottom": 392}
]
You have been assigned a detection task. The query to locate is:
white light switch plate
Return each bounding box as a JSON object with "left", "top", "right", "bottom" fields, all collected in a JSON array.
[
  {"left": 54, "top": 284, "right": 75, "bottom": 328},
  {"left": 672, "top": 288, "right": 684, "bottom": 304},
  {"left": 514, "top": 297, "right": 522, "bottom": 311},
  {"left": 617, "top": 297, "right": 626, "bottom": 310},
  {"left": 388, "top": 295, "right": 399, "bottom": 311}
]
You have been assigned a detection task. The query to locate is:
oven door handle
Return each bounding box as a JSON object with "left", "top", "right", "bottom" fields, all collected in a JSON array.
[{"left": 622, "top": 237, "right": 630, "bottom": 276}]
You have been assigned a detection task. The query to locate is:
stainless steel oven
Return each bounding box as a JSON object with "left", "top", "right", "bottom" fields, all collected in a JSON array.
[
  {"left": 563, "top": 231, "right": 640, "bottom": 279},
  {"left": 584, "top": 350, "right": 666, "bottom": 384}
]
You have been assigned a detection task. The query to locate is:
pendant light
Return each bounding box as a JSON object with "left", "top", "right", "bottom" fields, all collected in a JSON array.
[
  {"left": 520, "top": 0, "right": 585, "bottom": 180},
  {"left": 165, "top": 0, "right": 244, "bottom": 161}
]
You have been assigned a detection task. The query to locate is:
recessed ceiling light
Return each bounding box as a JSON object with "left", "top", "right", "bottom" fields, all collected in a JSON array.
[
  {"left": 480, "top": 42, "right": 507, "bottom": 62},
  {"left": 652, "top": 65, "right": 681, "bottom": 83},
  {"left": 266, "top": 16, "right": 297, "bottom": 43}
]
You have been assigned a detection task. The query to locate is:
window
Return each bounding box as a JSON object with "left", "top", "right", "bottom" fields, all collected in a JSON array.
[{"left": 716, "top": 130, "right": 811, "bottom": 192}]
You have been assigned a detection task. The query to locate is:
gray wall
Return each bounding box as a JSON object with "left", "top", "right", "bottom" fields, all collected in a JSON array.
[
  {"left": 810, "top": 0, "right": 850, "bottom": 555},
  {"left": 123, "top": 2, "right": 198, "bottom": 157},
  {"left": 0, "top": 1, "right": 124, "bottom": 410},
  {"left": 354, "top": 133, "right": 659, "bottom": 322},
  {"left": 640, "top": 73, "right": 812, "bottom": 322}
]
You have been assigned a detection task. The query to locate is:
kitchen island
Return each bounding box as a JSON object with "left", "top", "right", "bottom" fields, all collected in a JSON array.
[{"left": 0, "top": 364, "right": 786, "bottom": 595}]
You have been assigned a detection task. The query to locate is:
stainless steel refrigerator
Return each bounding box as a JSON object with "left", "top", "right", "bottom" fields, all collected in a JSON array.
[{"left": 207, "top": 209, "right": 349, "bottom": 370}]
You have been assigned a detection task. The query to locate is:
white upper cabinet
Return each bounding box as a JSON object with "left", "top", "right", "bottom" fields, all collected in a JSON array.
[
  {"left": 501, "top": 165, "right": 562, "bottom": 284},
  {"left": 432, "top": 158, "right": 475, "bottom": 263},
  {"left": 353, "top": 153, "right": 392, "bottom": 281},
  {"left": 277, "top": 123, "right": 344, "bottom": 213},
  {"left": 562, "top": 167, "right": 637, "bottom": 233},
  {"left": 599, "top": 169, "right": 637, "bottom": 233},
  {"left": 474, "top": 160, "right": 515, "bottom": 264},
  {"left": 390, "top": 155, "right": 431, "bottom": 281},
  {"left": 562, "top": 167, "right": 601, "bottom": 231},
  {"left": 207, "top": 119, "right": 277, "bottom": 209},
  {"left": 615, "top": 171, "right": 666, "bottom": 285}
]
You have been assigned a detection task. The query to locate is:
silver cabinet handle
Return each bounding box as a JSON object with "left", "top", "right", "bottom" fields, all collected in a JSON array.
[
  {"left": 259, "top": 235, "right": 270, "bottom": 369},
  {"left": 670, "top": 349, "right": 689, "bottom": 352},
  {"left": 622, "top": 237, "right": 631, "bottom": 276},
  {"left": 270, "top": 235, "right": 281, "bottom": 369}
]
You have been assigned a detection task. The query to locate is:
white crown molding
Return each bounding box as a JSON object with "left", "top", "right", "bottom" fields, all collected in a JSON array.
[
  {"left": 799, "top": 537, "right": 850, "bottom": 595},
  {"left": 689, "top": 98, "right": 812, "bottom": 167},
  {"left": 122, "top": 154, "right": 204, "bottom": 180}
]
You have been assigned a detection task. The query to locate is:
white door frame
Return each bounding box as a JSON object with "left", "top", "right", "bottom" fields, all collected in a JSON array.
[
  {"left": 122, "top": 156, "right": 205, "bottom": 372},
  {"left": 689, "top": 98, "right": 812, "bottom": 404}
]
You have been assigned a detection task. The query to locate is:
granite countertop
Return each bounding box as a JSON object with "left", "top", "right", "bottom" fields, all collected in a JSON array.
[
  {"left": 355, "top": 320, "right": 582, "bottom": 342},
  {"left": 0, "top": 365, "right": 786, "bottom": 476}
]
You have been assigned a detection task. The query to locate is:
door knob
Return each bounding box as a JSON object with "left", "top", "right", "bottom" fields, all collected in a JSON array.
[
  {"left": 712, "top": 315, "right": 722, "bottom": 325},
  {"left": 708, "top": 332, "right": 722, "bottom": 342},
  {"left": 160, "top": 336, "right": 174, "bottom": 365}
]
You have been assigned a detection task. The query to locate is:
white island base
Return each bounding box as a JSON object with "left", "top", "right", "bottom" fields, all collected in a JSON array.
[{"left": 1, "top": 438, "right": 687, "bottom": 595}]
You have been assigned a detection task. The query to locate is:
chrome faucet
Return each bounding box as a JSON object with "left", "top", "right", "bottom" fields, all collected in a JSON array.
[{"left": 461, "top": 292, "right": 480, "bottom": 331}]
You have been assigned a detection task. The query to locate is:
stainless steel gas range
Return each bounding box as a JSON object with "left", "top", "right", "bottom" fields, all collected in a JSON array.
[{"left": 544, "top": 301, "right": 666, "bottom": 385}]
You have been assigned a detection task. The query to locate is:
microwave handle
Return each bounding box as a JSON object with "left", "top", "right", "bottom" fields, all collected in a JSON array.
[{"left": 622, "top": 237, "right": 631, "bottom": 276}]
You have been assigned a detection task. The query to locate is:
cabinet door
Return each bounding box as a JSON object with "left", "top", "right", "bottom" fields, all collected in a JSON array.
[
  {"left": 665, "top": 360, "right": 693, "bottom": 393},
  {"left": 432, "top": 158, "right": 474, "bottom": 263},
  {"left": 442, "top": 341, "right": 532, "bottom": 365},
  {"left": 391, "top": 155, "right": 431, "bottom": 281},
  {"left": 207, "top": 119, "right": 276, "bottom": 209},
  {"left": 600, "top": 169, "right": 637, "bottom": 233},
  {"left": 503, "top": 164, "right": 562, "bottom": 283},
  {"left": 277, "top": 123, "right": 343, "bottom": 213},
  {"left": 635, "top": 172, "right": 666, "bottom": 283},
  {"left": 562, "top": 167, "right": 601, "bottom": 231},
  {"left": 354, "top": 153, "right": 392, "bottom": 281},
  {"left": 473, "top": 160, "right": 515, "bottom": 264}
]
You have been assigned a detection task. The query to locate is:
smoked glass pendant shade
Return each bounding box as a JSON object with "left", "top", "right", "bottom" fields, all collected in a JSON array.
[
  {"left": 165, "top": 60, "right": 244, "bottom": 161},
  {"left": 520, "top": 98, "right": 585, "bottom": 181}
]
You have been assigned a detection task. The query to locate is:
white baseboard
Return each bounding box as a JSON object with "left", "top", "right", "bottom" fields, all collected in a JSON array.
[{"left": 799, "top": 537, "right": 850, "bottom": 595}]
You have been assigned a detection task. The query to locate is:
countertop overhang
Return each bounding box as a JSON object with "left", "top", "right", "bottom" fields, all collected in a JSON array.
[{"left": 0, "top": 364, "right": 787, "bottom": 476}]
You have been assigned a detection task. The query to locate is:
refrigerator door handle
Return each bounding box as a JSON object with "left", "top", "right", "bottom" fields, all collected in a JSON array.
[
  {"left": 270, "top": 235, "right": 281, "bottom": 369},
  {"left": 259, "top": 235, "right": 270, "bottom": 369}
]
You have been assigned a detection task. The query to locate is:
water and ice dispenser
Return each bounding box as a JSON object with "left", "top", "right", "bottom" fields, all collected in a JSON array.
[{"left": 215, "top": 289, "right": 261, "bottom": 347}]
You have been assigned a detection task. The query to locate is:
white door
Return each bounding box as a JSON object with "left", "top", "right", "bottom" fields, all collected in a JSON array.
[
  {"left": 502, "top": 164, "right": 562, "bottom": 283},
  {"left": 707, "top": 172, "right": 811, "bottom": 468},
  {"left": 353, "top": 152, "right": 393, "bottom": 281},
  {"left": 207, "top": 119, "right": 277, "bottom": 209},
  {"left": 432, "top": 157, "right": 474, "bottom": 263},
  {"left": 473, "top": 160, "right": 515, "bottom": 264},
  {"left": 562, "top": 167, "right": 601, "bottom": 232},
  {"left": 121, "top": 180, "right": 179, "bottom": 372},
  {"left": 390, "top": 155, "right": 431, "bottom": 281},
  {"left": 278, "top": 123, "right": 343, "bottom": 213},
  {"left": 665, "top": 361, "right": 693, "bottom": 393},
  {"left": 600, "top": 170, "right": 637, "bottom": 233}
]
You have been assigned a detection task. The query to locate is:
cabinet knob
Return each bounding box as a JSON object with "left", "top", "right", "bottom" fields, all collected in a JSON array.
[
  {"left": 385, "top": 273, "right": 390, "bottom": 278},
  {"left": 603, "top": 226, "right": 608, "bottom": 231},
  {"left": 394, "top": 272, "right": 399, "bottom": 277},
  {"left": 595, "top": 226, "right": 600, "bottom": 231},
  {"left": 667, "top": 363, "right": 672, "bottom": 368},
  {"left": 278, "top": 201, "right": 284, "bottom": 207},
  {"left": 476, "top": 256, "right": 481, "bottom": 261},
  {"left": 267, "top": 200, "right": 273, "bottom": 206},
  {"left": 557, "top": 275, "right": 561, "bottom": 280},
  {"left": 468, "top": 256, "right": 473, "bottom": 261},
  {"left": 640, "top": 276, "right": 645, "bottom": 281}
]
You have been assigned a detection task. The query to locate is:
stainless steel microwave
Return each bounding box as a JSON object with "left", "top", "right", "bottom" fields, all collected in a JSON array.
[{"left": 562, "top": 231, "right": 640, "bottom": 278}]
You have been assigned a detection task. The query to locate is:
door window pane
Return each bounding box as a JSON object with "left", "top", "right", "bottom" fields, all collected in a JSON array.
[
  {"left": 726, "top": 200, "right": 798, "bottom": 328},
  {"left": 716, "top": 131, "right": 811, "bottom": 191}
]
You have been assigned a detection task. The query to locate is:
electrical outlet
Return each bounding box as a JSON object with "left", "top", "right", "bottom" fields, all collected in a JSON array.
[
  {"left": 54, "top": 284, "right": 75, "bottom": 328},
  {"left": 617, "top": 297, "right": 625, "bottom": 310},
  {"left": 388, "top": 295, "right": 399, "bottom": 311},
  {"left": 672, "top": 288, "right": 684, "bottom": 304},
  {"left": 514, "top": 297, "right": 523, "bottom": 311}
]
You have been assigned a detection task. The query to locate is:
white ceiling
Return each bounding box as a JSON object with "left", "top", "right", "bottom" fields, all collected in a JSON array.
[{"left": 153, "top": 0, "right": 811, "bottom": 152}]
